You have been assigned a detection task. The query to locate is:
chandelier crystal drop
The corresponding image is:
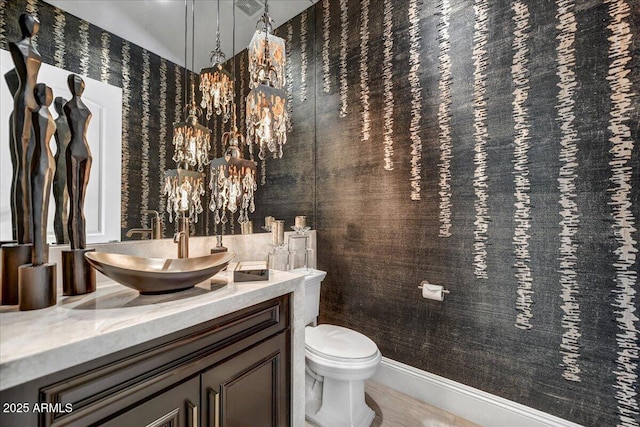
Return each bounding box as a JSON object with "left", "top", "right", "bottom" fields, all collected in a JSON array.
[{"left": 246, "top": 0, "right": 288, "bottom": 160}]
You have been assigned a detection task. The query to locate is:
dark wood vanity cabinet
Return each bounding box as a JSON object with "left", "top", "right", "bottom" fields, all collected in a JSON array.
[
  {"left": 0, "top": 295, "right": 290, "bottom": 427},
  {"left": 201, "top": 333, "right": 289, "bottom": 427}
]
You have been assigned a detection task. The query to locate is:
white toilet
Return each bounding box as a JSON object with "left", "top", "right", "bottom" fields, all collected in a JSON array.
[{"left": 291, "top": 268, "right": 381, "bottom": 427}]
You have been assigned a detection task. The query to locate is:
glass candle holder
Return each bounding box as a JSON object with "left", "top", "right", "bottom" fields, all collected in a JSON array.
[{"left": 271, "top": 220, "right": 285, "bottom": 246}]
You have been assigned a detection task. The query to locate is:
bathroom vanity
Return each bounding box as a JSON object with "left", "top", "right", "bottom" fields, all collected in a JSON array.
[{"left": 0, "top": 269, "right": 306, "bottom": 427}]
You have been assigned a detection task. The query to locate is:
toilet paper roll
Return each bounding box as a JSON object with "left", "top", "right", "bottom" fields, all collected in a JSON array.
[{"left": 421, "top": 283, "right": 446, "bottom": 301}]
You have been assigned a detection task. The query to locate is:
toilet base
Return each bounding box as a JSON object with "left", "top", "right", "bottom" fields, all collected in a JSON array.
[
  {"left": 305, "top": 375, "right": 375, "bottom": 427},
  {"left": 307, "top": 408, "right": 375, "bottom": 427}
]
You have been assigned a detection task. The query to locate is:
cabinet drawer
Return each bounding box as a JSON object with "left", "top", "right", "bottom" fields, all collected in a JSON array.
[{"left": 36, "top": 295, "right": 289, "bottom": 427}]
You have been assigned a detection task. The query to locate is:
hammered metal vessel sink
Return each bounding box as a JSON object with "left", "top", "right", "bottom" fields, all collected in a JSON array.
[{"left": 84, "top": 251, "right": 235, "bottom": 294}]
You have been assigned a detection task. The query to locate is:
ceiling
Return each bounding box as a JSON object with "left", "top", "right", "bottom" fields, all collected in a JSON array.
[{"left": 47, "top": 0, "right": 318, "bottom": 72}]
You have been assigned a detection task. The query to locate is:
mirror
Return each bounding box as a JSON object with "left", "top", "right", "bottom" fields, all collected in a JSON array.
[
  {"left": 1, "top": 0, "right": 316, "bottom": 242},
  {"left": 0, "top": 50, "right": 122, "bottom": 244}
]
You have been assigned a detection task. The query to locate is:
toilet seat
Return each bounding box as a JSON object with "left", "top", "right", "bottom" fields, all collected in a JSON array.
[
  {"left": 306, "top": 324, "right": 379, "bottom": 360},
  {"left": 305, "top": 325, "right": 381, "bottom": 381}
]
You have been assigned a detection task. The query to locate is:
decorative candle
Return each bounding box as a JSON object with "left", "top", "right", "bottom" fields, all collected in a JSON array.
[
  {"left": 271, "top": 221, "right": 279, "bottom": 245},
  {"left": 265, "top": 216, "right": 275, "bottom": 228},
  {"left": 276, "top": 220, "right": 285, "bottom": 245},
  {"left": 272, "top": 220, "right": 285, "bottom": 246},
  {"left": 241, "top": 221, "right": 253, "bottom": 234},
  {"left": 295, "top": 216, "right": 306, "bottom": 228}
]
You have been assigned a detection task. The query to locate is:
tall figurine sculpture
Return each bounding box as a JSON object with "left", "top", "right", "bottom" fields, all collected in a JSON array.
[
  {"left": 4, "top": 69, "right": 19, "bottom": 241},
  {"left": 29, "top": 84, "right": 56, "bottom": 267},
  {"left": 9, "top": 13, "right": 40, "bottom": 244},
  {"left": 64, "top": 74, "right": 92, "bottom": 250},
  {"left": 17, "top": 84, "right": 57, "bottom": 311},
  {"left": 2, "top": 14, "right": 41, "bottom": 306},
  {"left": 53, "top": 97, "right": 70, "bottom": 245},
  {"left": 61, "top": 74, "right": 95, "bottom": 296}
]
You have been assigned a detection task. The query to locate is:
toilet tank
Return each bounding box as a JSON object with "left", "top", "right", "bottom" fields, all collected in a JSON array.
[{"left": 290, "top": 268, "right": 327, "bottom": 326}]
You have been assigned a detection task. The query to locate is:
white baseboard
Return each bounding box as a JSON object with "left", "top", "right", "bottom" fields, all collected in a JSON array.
[{"left": 372, "top": 357, "right": 583, "bottom": 427}]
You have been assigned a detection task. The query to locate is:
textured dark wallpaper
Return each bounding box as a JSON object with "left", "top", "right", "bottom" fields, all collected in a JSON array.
[
  {"left": 308, "top": 0, "right": 639, "bottom": 426},
  {"left": 2, "top": 0, "right": 639, "bottom": 426}
]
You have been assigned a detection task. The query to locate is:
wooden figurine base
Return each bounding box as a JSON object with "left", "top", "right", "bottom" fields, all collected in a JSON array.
[
  {"left": 62, "top": 248, "right": 96, "bottom": 296},
  {"left": 1, "top": 243, "right": 33, "bottom": 305},
  {"left": 18, "top": 263, "right": 57, "bottom": 311}
]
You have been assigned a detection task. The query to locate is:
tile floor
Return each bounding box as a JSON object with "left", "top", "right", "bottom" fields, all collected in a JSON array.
[{"left": 305, "top": 380, "right": 479, "bottom": 427}]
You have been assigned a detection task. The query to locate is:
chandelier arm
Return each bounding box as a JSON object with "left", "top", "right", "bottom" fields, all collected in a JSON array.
[
  {"left": 183, "top": 0, "right": 188, "bottom": 120},
  {"left": 191, "top": 0, "right": 195, "bottom": 76},
  {"left": 232, "top": 0, "right": 238, "bottom": 130},
  {"left": 216, "top": 0, "right": 221, "bottom": 52}
]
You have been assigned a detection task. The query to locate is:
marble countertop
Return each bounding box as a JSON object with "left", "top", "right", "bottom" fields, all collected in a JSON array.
[{"left": 0, "top": 268, "right": 304, "bottom": 391}]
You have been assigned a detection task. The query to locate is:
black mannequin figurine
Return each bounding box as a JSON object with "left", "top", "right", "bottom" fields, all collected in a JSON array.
[
  {"left": 64, "top": 74, "right": 92, "bottom": 250},
  {"left": 30, "top": 84, "right": 56, "bottom": 266},
  {"left": 4, "top": 69, "right": 19, "bottom": 241},
  {"left": 53, "top": 97, "right": 70, "bottom": 245},
  {"left": 8, "top": 13, "right": 41, "bottom": 244}
]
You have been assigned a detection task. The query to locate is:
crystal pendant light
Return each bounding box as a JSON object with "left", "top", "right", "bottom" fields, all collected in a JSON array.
[
  {"left": 199, "top": 0, "right": 233, "bottom": 122},
  {"left": 210, "top": 0, "right": 257, "bottom": 226},
  {"left": 163, "top": 0, "right": 209, "bottom": 224},
  {"left": 247, "top": 2, "right": 285, "bottom": 91},
  {"left": 172, "top": 81, "right": 211, "bottom": 173},
  {"left": 246, "top": 0, "right": 288, "bottom": 160},
  {"left": 164, "top": 169, "right": 205, "bottom": 223},
  {"left": 210, "top": 126, "right": 257, "bottom": 225}
]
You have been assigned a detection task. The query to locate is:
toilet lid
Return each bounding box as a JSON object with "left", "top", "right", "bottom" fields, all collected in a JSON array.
[{"left": 305, "top": 325, "right": 379, "bottom": 359}]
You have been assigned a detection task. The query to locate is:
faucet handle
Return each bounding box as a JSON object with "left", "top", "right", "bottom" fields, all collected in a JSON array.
[
  {"left": 142, "top": 210, "right": 163, "bottom": 239},
  {"left": 142, "top": 209, "right": 160, "bottom": 219}
]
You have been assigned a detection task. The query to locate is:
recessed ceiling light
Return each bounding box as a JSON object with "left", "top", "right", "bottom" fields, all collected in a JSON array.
[{"left": 236, "top": 0, "right": 264, "bottom": 18}]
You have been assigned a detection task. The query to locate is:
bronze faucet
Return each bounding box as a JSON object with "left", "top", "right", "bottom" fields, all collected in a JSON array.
[
  {"left": 173, "top": 215, "right": 189, "bottom": 258},
  {"left": 126, "top": 210, "right": 162, "bottom": 239}
]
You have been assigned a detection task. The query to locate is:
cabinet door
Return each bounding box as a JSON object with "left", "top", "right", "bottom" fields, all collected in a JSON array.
[
  {"left": 99, "top": 377, "right": 199, "bottom": 427},
  {"left": 201, "top": 333, "right": 289, "bottom": 427}
]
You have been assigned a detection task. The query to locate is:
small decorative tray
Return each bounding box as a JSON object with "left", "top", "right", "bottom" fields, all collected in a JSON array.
[{"left": 233, "top": 261, "right": 269, "bottom": 282}]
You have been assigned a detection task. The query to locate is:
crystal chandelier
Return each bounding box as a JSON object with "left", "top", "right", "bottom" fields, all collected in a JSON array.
[
  {"left": 247, "top": 3, "right": 285, "bottom": 91},
  {"left": 163, "top": 0, "right": 210, "bottom": 224},
  {"left": 246, "top": 0, "right": 288, "bottom": 160},
  {"left": 164, "top": 169, "right": 205, "bottom": 223},
  {"left": 210, "top": 125, "right": 257, "bottom": 225},
  {"left": 199, "top": 0, "right": 233, "bottom": 122},
  {"left": 210, "top": 0, "right": 257, "bottom": 226},
  {"left": 172, "top": 81, "right": 211, "bottom": 173}
]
